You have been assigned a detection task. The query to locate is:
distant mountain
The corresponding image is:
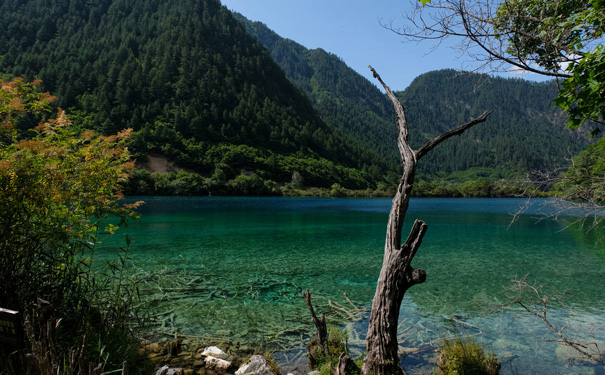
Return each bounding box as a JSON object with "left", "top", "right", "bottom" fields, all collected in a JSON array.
[
  {"left": 1, "top": 0, "right": 591, "bottom": 194},
  {"left": 0, "top": 0, "right": 387, "bottom": 190},
  {"left": 234, "top": 14, "right": 399, "bottom": 172},
  {"left": 234, "top": 13, "right": 589, "bottom": 182},
  {"left": 236, "top": 14, "right": 587, "bottom": 180},
  {"left": 399, "top": 70, "right": 590, "bottom": 180}
]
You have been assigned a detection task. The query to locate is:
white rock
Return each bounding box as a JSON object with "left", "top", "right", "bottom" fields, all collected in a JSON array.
[
  {"left": 205, "top": 356, "right": 232, "bottom": 371},
  {"left": 202, "top": 346, "right": 229, "bottom": 360},
  {"left": 235, "top": 354, "right": 276, "bottom": 375},
  {"left": 236, "top": 362, "right": 250, "bottom": 375}
]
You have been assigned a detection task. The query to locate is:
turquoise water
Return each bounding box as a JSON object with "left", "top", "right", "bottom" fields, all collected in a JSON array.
[{"left": 97, "top": 197, "right": 605, "bottom": 374}]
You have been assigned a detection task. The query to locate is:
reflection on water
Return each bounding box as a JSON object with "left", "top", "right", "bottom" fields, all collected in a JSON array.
[{"left": 97, "top": 197, "right": 605, "bottom": 374}]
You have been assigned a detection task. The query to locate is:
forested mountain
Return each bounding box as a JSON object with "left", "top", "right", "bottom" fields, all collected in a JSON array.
[
  {"left": 399, "top": 70, "right": 590, "bottom": 180},
  {"left": 0, "top": 0, "right": 387, "bottom": 191},
  {"left": 235, "top": 14, "right": 399, "bottom": 170},
  {"left": 233, "top": 15, "right": 590, "bottom": 184}
]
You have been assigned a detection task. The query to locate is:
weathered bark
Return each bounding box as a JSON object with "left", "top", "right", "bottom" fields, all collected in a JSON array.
[
  {"left": 363, "top": 66, "right": 491, "bottom": 375},
  {"left": 336, "top": 353, "right": 358, "bottom": 375}
]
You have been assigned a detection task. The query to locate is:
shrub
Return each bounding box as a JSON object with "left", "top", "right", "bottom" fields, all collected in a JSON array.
[
  {"left": 436, "top": 337, "right": 500, "bottom": 375},
  {"left": 307, "top": 327, "right": 361, "bottom": 375},
  {"left": 0, "top": 77, "right": 149, "bottom": 373}
]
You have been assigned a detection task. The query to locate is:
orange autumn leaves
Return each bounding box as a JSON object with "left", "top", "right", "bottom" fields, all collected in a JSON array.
[{"left": 1, "top": 77, "right": 142, "bottom": 244}]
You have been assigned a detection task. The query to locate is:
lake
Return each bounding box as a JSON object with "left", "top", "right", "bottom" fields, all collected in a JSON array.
[{"left": 97, "top": 197, "right": 605, "bottom": 374}]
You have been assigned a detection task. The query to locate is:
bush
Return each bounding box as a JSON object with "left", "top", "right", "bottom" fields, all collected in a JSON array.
[
  {"left": 436, "top": 337, "right": 500, "bottom": 375},
  {"left": 0, "top": 78, "right": 150, "bottom": 373},
  {"left": 307, "top": 328, "right": 361, "bottom": 375}
]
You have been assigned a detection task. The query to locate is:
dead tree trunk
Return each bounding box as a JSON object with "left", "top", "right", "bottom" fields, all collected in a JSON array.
[{"left": 362, "top": 66, "right": 492, "bottom": 375}]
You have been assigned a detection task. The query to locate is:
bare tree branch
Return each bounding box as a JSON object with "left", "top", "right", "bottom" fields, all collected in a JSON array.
[
  {"left": 416, "top": 109, "right": 492, "bottom": 159},
  {"left": 384, "top": 0, "right": 592, "bottom": 78},
  {"left": 501, "top": 276, "right": 604, "bottom": 365}
]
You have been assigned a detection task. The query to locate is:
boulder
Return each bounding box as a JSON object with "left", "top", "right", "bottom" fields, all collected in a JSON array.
[
  {"left": 202, "top": 346, "right": 230, "bottom": 360},
  {"left": 235, "top": 355, "right": 277, "bottom": 375},
  {"left": 204, "top": 356, "right": 232, "bottom": 372}
]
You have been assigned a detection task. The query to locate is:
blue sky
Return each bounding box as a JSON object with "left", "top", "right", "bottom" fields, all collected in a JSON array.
[{"left": 220, "top": 0, "right": 548, "bottom": 91}]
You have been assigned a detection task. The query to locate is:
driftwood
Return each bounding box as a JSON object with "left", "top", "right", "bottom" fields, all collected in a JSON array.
[{"left": 362, "top": 66, "right": 491, "bottom": 375}]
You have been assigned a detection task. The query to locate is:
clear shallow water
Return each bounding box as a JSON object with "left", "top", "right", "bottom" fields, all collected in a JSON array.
[{"left": 97, "top": 197, "right": 605, "bottom": 374}]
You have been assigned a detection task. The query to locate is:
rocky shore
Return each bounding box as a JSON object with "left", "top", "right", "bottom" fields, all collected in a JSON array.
[{"left": 142, "top": 338, "right": 287, "bottom": 375}]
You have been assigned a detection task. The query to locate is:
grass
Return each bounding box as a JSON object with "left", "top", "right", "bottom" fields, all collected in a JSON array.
[{"left": 436, "top": 337, "right": 500, "bottom": 375}]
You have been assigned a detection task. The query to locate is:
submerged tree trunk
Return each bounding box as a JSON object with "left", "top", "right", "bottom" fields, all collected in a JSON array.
[{"left": 362, "top": 66, "right": 491, "bottom": 375}]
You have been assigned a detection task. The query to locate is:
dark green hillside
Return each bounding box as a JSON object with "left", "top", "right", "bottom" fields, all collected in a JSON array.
[
  {"left": 398, "top": 70, "right": 590, "bottom": 180},
  {"left": 234, "top": 14, "right": 399, "bottom": 170},
  {"left": 0, "top": 0, "right": 386, "bottom": 190}
]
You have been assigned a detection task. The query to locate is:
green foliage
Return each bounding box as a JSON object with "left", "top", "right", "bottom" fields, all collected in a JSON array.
[
  {"left": 555, "top": 44, "right": 605, "bottom": 131},
  {"left": 0, "top": 78, "right": 149, "bottom": 372},
  {"left": 307, "top": 328, "right": 360, "bottom": 375},
  {"left": 436, "top": 337, "right": 500, "bottom": 375},
  {"left": 556, "top": 137, "right": 605, "bottom": 202},
  {"left": 494, "top": 0, "right": 605, "bottom": 128}
]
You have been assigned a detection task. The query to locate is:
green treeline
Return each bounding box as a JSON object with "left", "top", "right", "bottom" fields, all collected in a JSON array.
[{"left": 122, "top": 168, "right": 532, "bottom": 198}]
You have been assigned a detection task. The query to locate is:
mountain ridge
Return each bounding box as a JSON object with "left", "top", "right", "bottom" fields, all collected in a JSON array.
[{"left": 235, "top": 13, "right": 589, "bottom": 182}]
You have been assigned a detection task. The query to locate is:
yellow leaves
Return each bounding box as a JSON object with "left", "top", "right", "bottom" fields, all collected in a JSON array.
[
  {"left": 98, "top": 134, "right": 118, "bottom": 143},
  {"left": 124, "top": 200, "right": 145, "bottom": 210},
  {"left": 17, "top": 139, "right": 45, "bottom": 151},
  {"left": 34, "top": 108, "right": 72, "bottom": 135},
  {"left": 0, "top": 160, "right": 12, "bottom": 173},
  {"left": 122, "top": 160, "right": 135, "bottom": 171},
  {"left": 3, "top": 171, "right": 18, "bottom": 186},
  {"left": 1, "top": 77, "right": 56, "bottom": 127},
  {"left": 2, "top": 78, "right": 139, "bottom": 254},
  {"left": 0, "top": 77, "right": 24, "bottom": 93},
  {"left": 39, "top": 91, "right": 57, "bottom": 104},
  {"left": 8, "top": 97, "right": 25, "bottom": 111}
]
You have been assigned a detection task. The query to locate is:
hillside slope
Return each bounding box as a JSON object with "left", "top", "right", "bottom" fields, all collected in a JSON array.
[
  {"left": 235, "top": 14, "right": 399, "bottom": 171},
  {"left": 0, "top": 0, "right": 386, "bottom": 190}
]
